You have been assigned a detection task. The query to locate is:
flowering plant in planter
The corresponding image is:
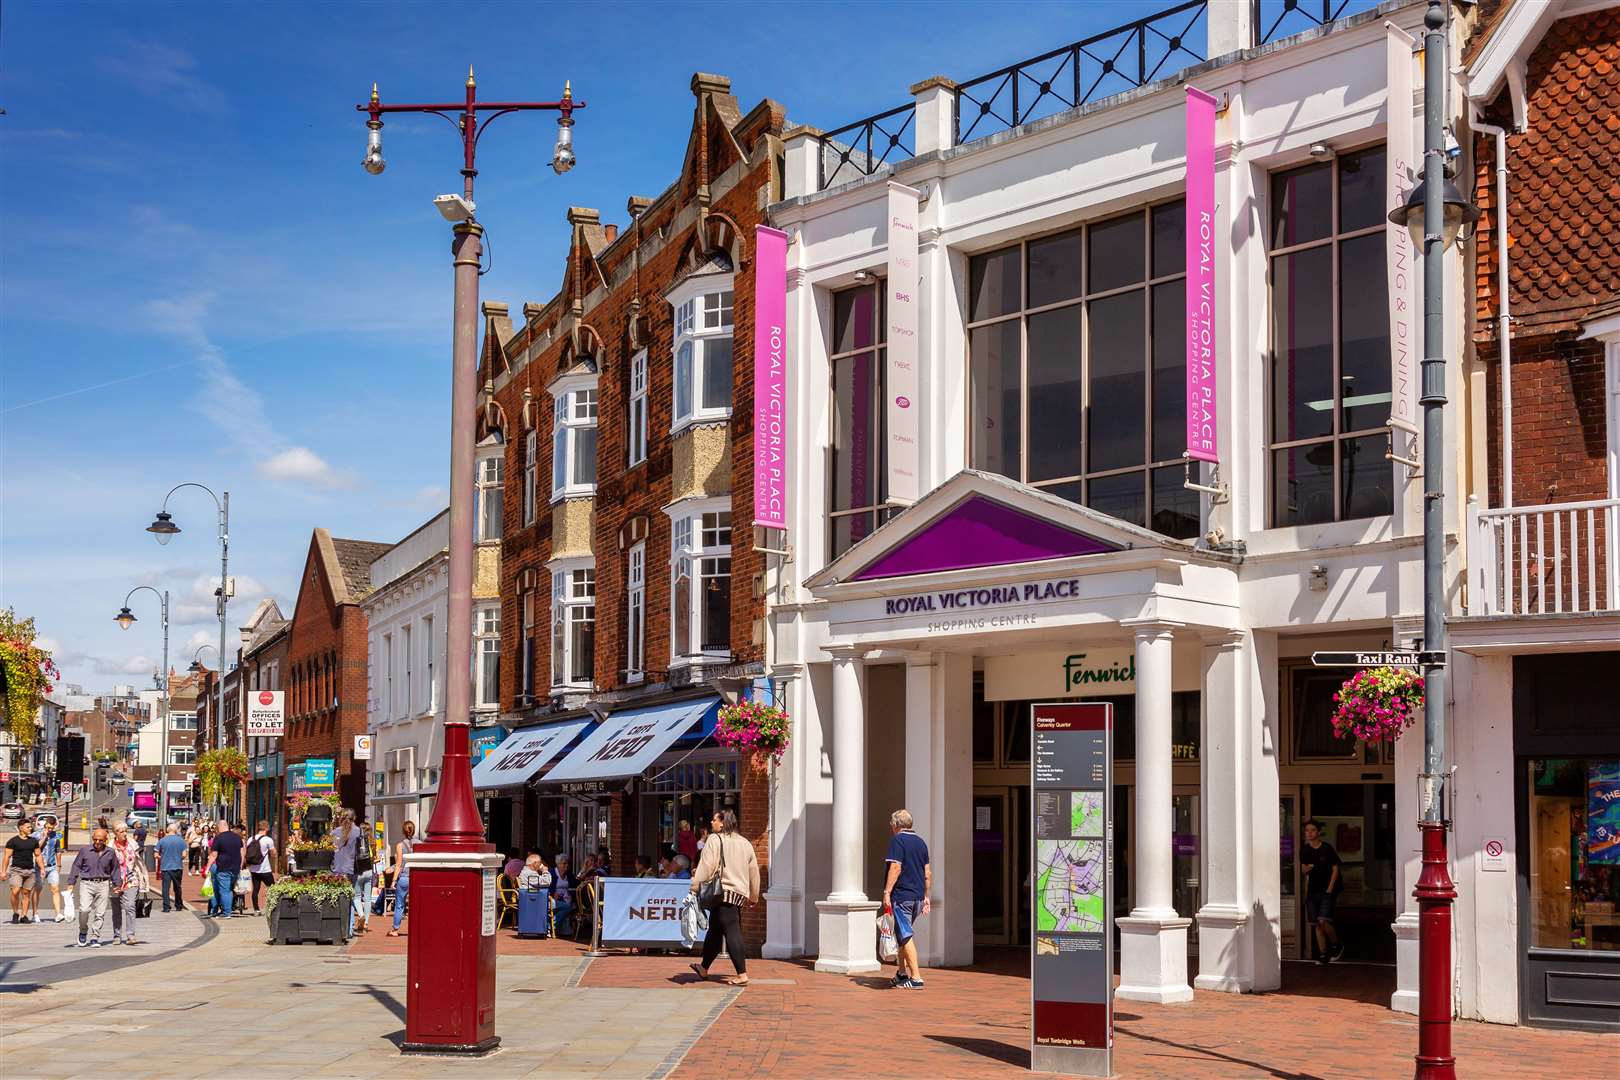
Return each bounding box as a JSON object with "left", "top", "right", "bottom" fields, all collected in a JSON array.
[
  {"left": 289, "top": 833, "right": 335, "bottom": 853},
  {"left": 264, "top": 872, "right": 353, "bottom": 916},
  {"left": 714, "top": 700, "right": 791, "bottom": 769},
  {"left": 1331, "top": 666, "right": 1425, "bottom": 743},
  {"left": 198, "top": 748, "right": 251, "bottom": 804},
  {"left": 286, "top": 790, "right": 343, "bottom": 818}
]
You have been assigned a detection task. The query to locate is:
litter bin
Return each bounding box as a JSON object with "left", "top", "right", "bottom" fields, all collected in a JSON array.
[{"left": 517, "top": 889, "right": 550, "bottom": 938}]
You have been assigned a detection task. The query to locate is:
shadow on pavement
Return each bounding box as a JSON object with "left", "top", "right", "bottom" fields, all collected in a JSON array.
[
  {"left": 363, "top": 985, "right": 407, "bottom": 1023},
  {"left": 1115, "top": 1027, "right": 1326, "bottom": 1080},
  {"left": 925, "top": 1035, "right": 1030, "bottom": 1068}
]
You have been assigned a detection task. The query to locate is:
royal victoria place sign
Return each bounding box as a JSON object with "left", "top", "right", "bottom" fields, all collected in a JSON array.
[{"left": 872, "top": 577, "right": 1085, "bottom": 635}]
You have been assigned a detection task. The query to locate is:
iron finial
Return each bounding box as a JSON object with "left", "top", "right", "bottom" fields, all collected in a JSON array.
[
  {"left": 563, "top": 79, "right": 572, "bottom": 101},
  {"left": 467, "top": 64, "right": 476, "bottom": 88},
  {"left": 370, "top": 81, "right": 379, "bottom": 104}
]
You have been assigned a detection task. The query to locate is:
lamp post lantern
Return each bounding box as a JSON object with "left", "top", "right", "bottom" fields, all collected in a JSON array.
[
  {"left": 1385, "top": 5, "right": 1478, "bottom": 1077},
  {"left": 355, "top": 67, "right": 582, "bottom": 1057},
  {"left": 115, "top": 587, "right": 170, "bottom": 830}
]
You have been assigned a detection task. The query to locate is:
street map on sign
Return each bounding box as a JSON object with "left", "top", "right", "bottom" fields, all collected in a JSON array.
[
  {"left": 1035, "top": 838, "right": 1105, "bottom": 933},
  {"left": 1070, "top": 791, "right": 1104, "bottom": 838}
]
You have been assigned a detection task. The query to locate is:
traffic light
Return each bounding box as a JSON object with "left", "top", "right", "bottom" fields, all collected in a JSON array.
[{"left": 57, "top": 735, "right": 86, "bottom": 784}]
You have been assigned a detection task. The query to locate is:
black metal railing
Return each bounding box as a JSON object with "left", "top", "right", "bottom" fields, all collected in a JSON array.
[
  {"left": 954, "top": 0, "right": 1208, "bottom": 144},
  {"left": 816, "top": 103, "right": 916, "bottom": 192},
  {"left": 1255, "top": 0, "right": 1371, "bottom": 46}
]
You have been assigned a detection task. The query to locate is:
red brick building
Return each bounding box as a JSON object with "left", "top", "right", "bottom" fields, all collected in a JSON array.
[
  {"left": 478, "top": 72, "right": 786, "bottom": 945},
  {"left": 283, "top": 528, "right": 390, "bottom": 818}
]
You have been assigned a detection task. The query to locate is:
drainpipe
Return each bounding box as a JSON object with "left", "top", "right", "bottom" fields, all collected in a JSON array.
[{"left": 1474, "top": 117, "right": 1512, "bottom": 507}]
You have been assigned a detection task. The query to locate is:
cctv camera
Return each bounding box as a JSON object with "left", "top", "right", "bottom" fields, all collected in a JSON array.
[{"left": 434, "top": 193, "right": 477, "bottom": 222}]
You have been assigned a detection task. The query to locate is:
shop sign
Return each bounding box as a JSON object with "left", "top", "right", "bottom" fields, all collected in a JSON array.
[
  {"left": 598, "top": 876, "right": 690, "bottom": 947},
  {"left": 1184, "top": 85, "right": 1218, "bottom": 466},
  {"left": 884, "top": 578, "right": 1081, "bottom": 617},
  {"left": 353, "top": 735, "right": 372, "bottom": 761},
  {"left": 469, "top": 725, "right": 507, "bottom": 763},
  {"left": 984, "top": 649, "right": 1199, "bottom": 702},
  {"left": 286, "top": 763, "right": 308, "bottom": 793},
  {"left": 1031, "top": 701, "right": 1112, "bottom": 1077},
  {"left": 558, "top": 780, "right": 614, "bottom": 797},
  {"left": 752, "top": 225, "right": 789, "bottom": 530},
  {"left": 246, "top": 690, "right": 284, "bottom": 738},
  {"left": 1385, "top": 24, "right": 1419, "bottom": 458},
  {"left": 885, "top": 181, "right": 921, "bottom": 505},
  {"left": 304, "top": 758, "right": 336, "bottom": 789}
]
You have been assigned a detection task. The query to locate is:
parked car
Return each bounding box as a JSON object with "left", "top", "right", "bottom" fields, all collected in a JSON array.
[
  {"left": 127, "top": 809, "right": 158, "bottom": 830},
  {"left": 1, "top": 803, "right": 23, "bottom": 821},
  {"left": 110, "top": 772, "right": 127, "bottom": 784}
]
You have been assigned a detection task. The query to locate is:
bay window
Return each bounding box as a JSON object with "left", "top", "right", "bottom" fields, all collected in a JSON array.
[
  {"left": 669, "top": 280, "right": 734, "bottom": 431},
  {"left": 476, "top": 439, "right": 503, "bottom": 541},
  {"left": 966, "top": 202, "right": 1199, "bottom": 539},
  {"left": 1268, "top": 144, "right": 1392, "bottom": 527},
  {"left": 551, "top": 380, "right": 598, "bottom": 500},
  {"left": 625, "top": 541, "right": 646, "bottom": 682},
  {"left": 668, "top": 502, "right": 731, "bottom": 661},
  {"left": 522, "top": 431, "right": 537, "bottom": 526},
  {"left": 628, "top": 350, "right": 648, "bottom": 467},
  {"left": 474, "top": 605, "right": 500, "bottom": 710},
  {"left": 831, "top": 282, "right": 893, "bottom": 557},
  {"left": 550, "top": 563, "right": 595, "bottom": 689}
]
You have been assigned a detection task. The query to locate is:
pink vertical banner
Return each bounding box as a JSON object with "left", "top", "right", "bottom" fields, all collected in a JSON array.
[
  {"left": 1184, "top": 86, "right": 1218, "bottom": 464},
  {"left": 1386, "top": 23, "right": 1418, "bottom": 450},
  {"left": 752, "top": 225, "right": 790, "bottom": 530}
]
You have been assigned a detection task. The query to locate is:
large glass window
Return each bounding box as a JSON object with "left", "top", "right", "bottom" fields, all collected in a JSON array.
[
  {"left": 626, "top": 542, "right": 646, "bottom": 681},
  {"left": 550, "top": 567, "right": 595, "bottom": 688},
  {"left": 628, "top": 350, "right": 648, "bottom": 467},
  {"left": 474, "top": 605, "right": 500, "bottom": 710},
  {"left": 476, "top": 444, "right": 503, "bottom": 541},
  {"left": 551, "top": 383, "right": 598, "bottom": 500},
  {"left": 670, "top": 507, "right": 731, "bottom": 661},
  {"left": 671, "top": 285, "right": 734, "bottom": 430},
  {"left": 831, "top": 283, "right": 893, "bottom": 557},
  {"left": 1268, "top": 145, "right": 1393, "bottom": 526},
  {"left": 966, "top": 202, "right": 1198, "bottom": 539},
  {"left": 1528, "top": 758, "right": 1620, "bottom": 953}
]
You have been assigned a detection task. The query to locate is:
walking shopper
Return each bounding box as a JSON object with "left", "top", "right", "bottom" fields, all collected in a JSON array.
[
  {"left": 352, "top": 821, "right": 377, "bottom": 935},
  {"left": 1301, "top": 819, "right": 1346, "bottom": 964},
  {"left": 330, "top": 811, "right": 363, "bottom": 931},
  {"left": 386, "top": 820, "right": 416, "bottom": 937},
  {"left": 686, "top": 809, "right": 760, "bottom": 988},
  {"left": 206, "top": 817, "right": 244, "bottom": 918},
  {"left": 3, "top": 816, "right": 41, "bottom": 923},
  {"left": 110, "top": 824, "right": 147, "bottom": 944},
  {"left": 186, "top": 821, "right": 204, "bottom": 875},
  {"left": 37, "top": 817, "right": 65, "bottom": 921},
  {"left": 243, "top": 821, "right": 275, "bottom": 915},
  {"left": 882, "top": 808, "right": 932, "bottom": 989},
  {"left": 71, "top": 828, "right": 121, "bottom": 947},
  {"left": 156, "top": 823, "right": 187, "bottom": 912}
]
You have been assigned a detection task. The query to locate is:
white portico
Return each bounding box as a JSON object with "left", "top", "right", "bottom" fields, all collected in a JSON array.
[{"left": 776, "top": 470, "right": 1272, "bottom": 1001}]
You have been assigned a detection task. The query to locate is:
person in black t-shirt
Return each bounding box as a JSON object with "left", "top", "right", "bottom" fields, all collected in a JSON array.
[
  {"left": 1300, "top": 818, "right": 1344, "bottom": 964},
  {"left": 4, "top": 818, "right": 42, "bottom": 922}
]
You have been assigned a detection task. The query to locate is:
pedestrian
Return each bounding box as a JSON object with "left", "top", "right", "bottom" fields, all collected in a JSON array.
[
  {"left": 517, "top": 853, "right": 551, "bottom": 892},
  {"left": 285, "top": 825, "right": 302, "bottom": 875},
  {"left": 549, "top": 853, "right": 576, "bottom": 936},
  {"left": 1301, "top": 818, "right": 1346, "bottom": 964},
  {"left": 3, "top": 816, "right": 41, "bottom": 923},
  {"left": 36, "top": 817, "right": 65, "bottom": 922},
  {"left": 110, "top": 823, "right": 147, "bottom": 945},
  {"left": 133, "top": 820, "right": 148, "bottom": 852},
  {"left": 881, "top": 808, "right": 932, "bottom": 989},
  {"left": 352, "top": 822, "right": 378, "bottom": 936},
  {"left": 634, "top": 854, "right": 656, "bottom": 878},
  {"left": 668, "top": 854, "right": 691, "bottom": 880},
  {"left": 156, "top": 823, "right": 187, "bottom": 912},
  {"left": 386, "top": 820, "right": 416, "bottom": 937},
  {"left": 686, "top": 808, "right": 760, "bottom": 988},
  {"left": 71, "top": 827, "right": 122, "bottom": 947},
  {"left": 503, "top": 852, "right": 524, "bottom": 879},
  {"left": 330, "top": 810, "right": 364, "bottom": 932},
  {"left": 205, "top": 817, "right": 244, "bottom": 918},
  {"left": 186, "top": 821, "right": 204, "bottom": 875},
  {"left": 243, "top": 820, "right": 275, "bottom": 915},
  {"left": 676, "top": 818, "right": 698, "bottom": 864}
]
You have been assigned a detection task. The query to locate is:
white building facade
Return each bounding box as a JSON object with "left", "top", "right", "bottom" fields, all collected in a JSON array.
[{"left": 758, "top": 0, "right": 1531, "bottom": 1025}]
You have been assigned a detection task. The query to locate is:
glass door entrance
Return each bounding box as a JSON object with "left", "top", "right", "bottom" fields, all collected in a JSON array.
[{"left": 973, "top": 786, "right": 1030, "bottom": 944}]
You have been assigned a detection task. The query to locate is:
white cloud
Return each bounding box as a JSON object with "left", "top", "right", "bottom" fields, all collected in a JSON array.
[
  {"left": 257, "top": 447, "right": 355, "bottom": 490},
  {"left": 171, "top": 572, "right": 277, "bottom": 627}
]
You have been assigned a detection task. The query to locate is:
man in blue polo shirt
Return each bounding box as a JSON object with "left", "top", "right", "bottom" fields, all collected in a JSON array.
[{"left": 881, "top": 808, "right": 932, "bottom": 990}]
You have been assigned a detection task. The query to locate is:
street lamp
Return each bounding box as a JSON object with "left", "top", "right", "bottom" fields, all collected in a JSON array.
[
  {"left": 1396, "top": 5, "right": 1479, "bottom": 1078},
  {"left": 355, "top": 65, "right": 582, "bottom": 1057},
  {"left": 146, "top": 483, "right": 230, "bottom": 757},
  {"left": 115, "top": 586, "right": 170, "bottom": 830}
]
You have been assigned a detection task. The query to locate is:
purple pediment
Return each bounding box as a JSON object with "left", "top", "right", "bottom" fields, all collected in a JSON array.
[{"left": 851, "top": 495, "right": 1119, "bottom": 581}]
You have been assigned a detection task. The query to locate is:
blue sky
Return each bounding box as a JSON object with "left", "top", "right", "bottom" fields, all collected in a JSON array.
[{"left": 0, "top": 0, "right": 1329, "bottom": 691}]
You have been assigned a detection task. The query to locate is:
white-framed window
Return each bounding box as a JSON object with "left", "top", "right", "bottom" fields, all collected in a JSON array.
[
  {"left": 476, "top": 440, "right": 504, "bottom": 541},
  {"left": 402, "top": 623, "right": 413, "bottom": 717},
  {"left": 549, "top": 562, "right": 595, "bottom": 688},
  {"left": 169, "top": 746, "right": 196, "bottom": 765},
  {"left": 668, "top": 278, "right": 735, "bottom": 432},
  {"left": 382, "top": 634, "right": 394, "bottom": 721},
  {"left": 422, "top": 614, "right": 435, "bottom": 714},
  {"left": 666, "top": 500, "right": 732, "bottom": 662},
  {"left": 628, "top": 350, "right": 649, "bottom": 467},
  {"left": 520, "top": 590, "right": 537, "bottom": 700},
  {"left": 551, "top": 379, "right": 598, "bottom": 501},
  {"left": 523, "top": 431, "right": 538, "bottom": 526},
  {"left": 626, "top": 541, "right": 646, "bottom": 682},
  {"left": 475, "top": 604, "right": 500, "bottom": 710},
  {"left": 169, "top": 711, "right": 198, "bottom": 731}
]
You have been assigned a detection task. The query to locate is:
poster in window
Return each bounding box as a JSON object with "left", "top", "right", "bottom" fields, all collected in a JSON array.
[{"left": 1588, "top": 761, "right": 1620, "bottom": 865}]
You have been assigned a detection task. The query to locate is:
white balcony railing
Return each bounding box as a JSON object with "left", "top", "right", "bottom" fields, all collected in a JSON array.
[{"left": 1468, "top": 497, "right": 1620, "bottom": 616}]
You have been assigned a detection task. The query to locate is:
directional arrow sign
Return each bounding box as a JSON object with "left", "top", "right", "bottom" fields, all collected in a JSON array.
[{"left": 1311, "top": 650, "right": 1444, "bottom": 668}]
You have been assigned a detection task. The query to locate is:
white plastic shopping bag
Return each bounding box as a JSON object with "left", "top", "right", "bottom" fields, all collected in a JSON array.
[
  {"left": 63, "top": 885, "right": 77, "bottom": 920},
  {"left": 679, "top": 893, "right": 708, "bottom": 948},
  {"left": 877, "top": 909, "right": 898, "bottom": 962}
]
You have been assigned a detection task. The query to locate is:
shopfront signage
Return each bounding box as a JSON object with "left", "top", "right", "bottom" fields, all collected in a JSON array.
[
  {"left": 886, "top": 181, "right": 921, "bottom": 506},
  {"left": 304, "top": 758, "right": 336, "bottom": 789},
  {"left": 469, "top": 725, "right": 507, "bottom": 763},
  {"left": 985, "top": 649, "right": 1200, "bottom": 702},
  {"left": 752, "top": 225, "right": 789, "bottom": 531},
  {"left": 246, "top": 690, "right": 284, "bottom": 738},
  {"left": 598, "top": 876, "right": 691, "bottom": 948},
  {"left": 1310, "top": 651, "right": 1441, "bottom": 668},
  {"left": 1385, "top": 24, "right": 1418, "bottom": 456},
  {"left": 471, "top": 718, "right": 591, "bottom": 791},
  {"left": 1030, "top": 701, "right": 1112, "bottom": 1077},
  {"left": 884, "top": 578, "right": 1081, "bottom": 617},
  {"left": 558, "top": 780, "right": 614, "bottom": 797},
  {"left": 1184, "top": 86, "right": 1218, "bottom": 466},
  {"left": 353, "top": 735, "right": 372, "bottom": 760}
]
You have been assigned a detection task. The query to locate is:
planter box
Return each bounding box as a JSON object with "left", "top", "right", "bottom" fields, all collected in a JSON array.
[
  {"left": 297, "top": 849, "right": 334, "bottom": 872},
  {"left": 268, "top": 897, "right": 352, "bottom": 945}
]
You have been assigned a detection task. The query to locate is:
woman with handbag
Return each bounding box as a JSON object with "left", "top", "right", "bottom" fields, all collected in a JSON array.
[
  {"left": 110, "top": 823, "right": 148, "bottom": 945},
  {"left": 686, "top": 808, "right": 760, "bottom": 987},
  {"left": 351, "top": 819, "right": 378, "bottom": 936}
]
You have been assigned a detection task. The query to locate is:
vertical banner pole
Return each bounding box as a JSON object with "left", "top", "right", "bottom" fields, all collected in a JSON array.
[
  {"left": 752, "top": 226, "right": 790, "bottom": 532},
  {"left": 886, "top": 182, "right": 921, "bottom": 507},
  {"left": 1386, "top": 23, "right": 1420, "bottom": 472},
  {"left": 1184, "top": 87, "right": 1219, "bottom": 470}
]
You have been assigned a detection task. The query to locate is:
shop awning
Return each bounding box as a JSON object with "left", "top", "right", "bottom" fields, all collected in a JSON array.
[
  {"left": 471, "top": 717, "right": 593, "bottom": 791},
  {"left": 543, "top": 696, "right": 719, "bottom": 784}
]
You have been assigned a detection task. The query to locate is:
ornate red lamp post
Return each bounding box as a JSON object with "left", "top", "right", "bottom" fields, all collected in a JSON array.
[{"left": 354, "top": 68, "right": 583, "bottom": 1056}]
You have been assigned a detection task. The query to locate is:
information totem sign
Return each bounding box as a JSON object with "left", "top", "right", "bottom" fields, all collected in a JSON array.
[{"left": 1030, "top": 701, "right": 1112, "bottom": 1077}]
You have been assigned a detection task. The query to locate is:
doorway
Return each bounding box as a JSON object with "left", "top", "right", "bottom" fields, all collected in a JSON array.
[
  {"left": 1296, "top": 782, "right": 1397, "bottom": 962},
  {"left": 565, "top": 797, "right": 609, "bottom": 867},
  {"left": 973, "top": 786, "right": 1030, "bottom": 945}
]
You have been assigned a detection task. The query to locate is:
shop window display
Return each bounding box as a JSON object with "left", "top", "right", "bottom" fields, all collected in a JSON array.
[{"left": 1527, "top": 758, "right": 1620, "bottom": 952}]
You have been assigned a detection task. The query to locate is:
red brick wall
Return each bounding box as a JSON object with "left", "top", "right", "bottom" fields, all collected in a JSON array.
[{"left": 1479, "top": 334, "right": 1610, "bottom": 508}]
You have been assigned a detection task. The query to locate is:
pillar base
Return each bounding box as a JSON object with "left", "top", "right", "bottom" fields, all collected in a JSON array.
[
  {"left": 1115, "top": 912, "right": 1194, "bottom": 1004},
  {"left": 763, "top": 887, "right": 803, "bottom": 960},
  {"left": 1392, "top": 910, "right": 1420, "bottom": 1014},
  {"left": 1193, "top": 904, "right": 1252, "bottom": 993},
  {"left": 813, "top": 898, "right": 882, "bottom": 973}
]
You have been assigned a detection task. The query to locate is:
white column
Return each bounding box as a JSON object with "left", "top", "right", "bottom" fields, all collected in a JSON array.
[
  {"left": 815, "top": 645, "right": 881, "bottom": 973},
  {"left": 781, "top": 125, "right": 824, "bottom": 200},
  {"left": 764, "top": 665, "right": 806, "bottom": 960},
  {"left": 1116, "top": 621, "right": 1194, "bottom": 1004},
  {"left": 1390, "top": 619, "right": 1423, "bottom": 1013},
  {"left": 1195, "top": 631, "right": 1253, "bottom": 992},
  {"left": 905, "top": 652, "right": 973, "bottom": 969}
]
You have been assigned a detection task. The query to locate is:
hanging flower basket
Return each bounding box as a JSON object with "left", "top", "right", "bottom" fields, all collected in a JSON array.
[
  {"left": 0, "top": 609, "right": 59, "bottom": 749},
  {"left": 714, "top": 700, "right": 791, "bottom": 771},
  {"left": 198, "top": 748, "right": 251, "bottom": 804},
  {"left": 1331, "top": 667, "right": 1424, "bottom": 743}
]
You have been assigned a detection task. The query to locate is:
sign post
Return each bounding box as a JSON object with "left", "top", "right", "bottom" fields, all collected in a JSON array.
[{"left": 1031, "top": 701, "right": 1112, "bottom": 1077}]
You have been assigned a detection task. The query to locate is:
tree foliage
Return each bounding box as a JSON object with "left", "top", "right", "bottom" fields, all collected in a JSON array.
[{"left": 0, "top": 608, "right": 58, "bottom": 748}]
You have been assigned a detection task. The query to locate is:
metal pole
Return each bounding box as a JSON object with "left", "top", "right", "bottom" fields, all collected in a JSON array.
[
  {"left": 1414, "top": 2, "right": 1456, "bottom": 1077},
  {"left": 158, "top": 591, "right": 170, "bottom": 832},
  {"left": 217, "top": 492, "right": 230, "bottom": 823}
]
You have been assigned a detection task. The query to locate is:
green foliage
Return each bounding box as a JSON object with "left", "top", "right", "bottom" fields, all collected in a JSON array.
[
  {"left": 198, "top": 748, "right": 250, "bottom": 803},
  {"left": 265, "top": 872, "right": 355, "bottom": 917},
  {"left": 0, "top": 608, "right": 58, "bottom": 749}
]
